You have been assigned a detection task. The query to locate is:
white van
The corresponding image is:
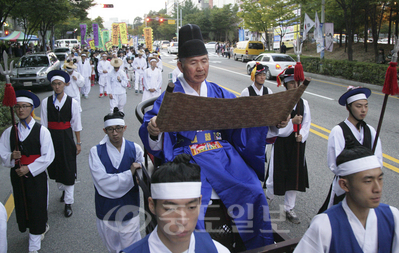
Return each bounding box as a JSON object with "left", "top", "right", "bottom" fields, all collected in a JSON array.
[{"left": 55, "top": 39, "right": 79, "bottom": 49}]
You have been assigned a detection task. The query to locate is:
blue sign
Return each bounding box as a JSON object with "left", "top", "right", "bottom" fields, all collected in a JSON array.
[{"left": 239, "top": 29, "right": 245, "bottom": 41}]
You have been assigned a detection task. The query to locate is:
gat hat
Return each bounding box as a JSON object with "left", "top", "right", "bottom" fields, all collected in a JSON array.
[
  {"left": 335, "top": 136, "right": 381, "bottom": 177},
  {"left": 338, "top": 86, "right": 371, "bottom": 106},
  {"left": 63, "top": 60, "right": 77, "bottom": 70},
  {"left": 277, "top": 66, "right": 295, "bottom": 87},
  {"left": 104, "top": 107, "right": 125, "bottom": 128},
  {"left": 178, "top": 24, "right": 207, "bottom": 59},
  {"left": 15, "top": 90, "right": 40, "bottom": 108},
  {"left": 110, "top": 58, "right": 123, "bottom": 67},
  {"left": 47, "top": 70, "right": 70, "bottom": 83},
  {"left": 251, "top": 63, "right": 268, "bottom": 82}
]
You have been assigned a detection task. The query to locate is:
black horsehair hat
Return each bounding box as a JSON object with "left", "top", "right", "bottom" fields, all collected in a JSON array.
[{"left": 178, "top": 24, "right": 208, "bottom": 59}]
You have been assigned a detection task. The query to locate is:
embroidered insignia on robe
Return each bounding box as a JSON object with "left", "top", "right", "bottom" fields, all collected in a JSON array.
[
  {"left": 190, "top": 141, "right": 222, "bottom": 156},
  {"left": 214, "top": 132, "right": 222, "bottom": 140}
]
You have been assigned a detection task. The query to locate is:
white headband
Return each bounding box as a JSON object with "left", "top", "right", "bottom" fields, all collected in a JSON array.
[
  {"left": 81, "top": 53, "right": 87, "bottom": 56},
  {"left": 347, "top": 93, "right": 367, "bottom": 104},
  {"left": 104, "top": 118, "right": 125, "bottom": 128},
  {"left": 150, "top": 59, "right": 157, "bottom": 62},
  {"left": 51, "top": 76, "right": 65, "bottom": 83},
  {"left": 16, "top": 97, "right": 33, "bottom": 105},
  {"left": 151, "top": 182, "right": 202, "bottom": 199},
  {"left": 336, "top": 155, "right": 381, "bottom": 177}
]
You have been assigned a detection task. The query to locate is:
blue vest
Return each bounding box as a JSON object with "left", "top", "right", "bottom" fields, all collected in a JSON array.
[
  {"left": 95, "top": 140, "right": 140, "bottom": 221},
  {"left": 121, "top": 230, "right": 218, "bottom": 253},
  {"left": 326, "top": 202, "right": 394, "bottom": 253}
]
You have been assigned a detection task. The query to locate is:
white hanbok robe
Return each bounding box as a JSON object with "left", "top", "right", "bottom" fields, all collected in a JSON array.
[
  {"left": 294, "top": 198, "right": 399, "bottom": 253},
  {"left": 106, "top": 69, "right": 128, "bottom": 112},
  {"left": 326, "top": 119, "right": 382, "bottom": 209},
  {"left": 97, "top": 60, "right": 112, "bottom": 94},
  {"left": 89, "top": 136, "right": 144, "bottom": 253},
  {"left": 133, "top": 57, "right": 147, "bottom": 90},
  {"left": 142, "top": 67, "right": 162, "bottom": 102},
  {"left": 65, "top": 70, "right": 84, "bottom": 111},
  {"left": 156, "top": 58, "right": 163, "bottom": 72},
  {"left": 77, "top": 58, "right": 92, "bottom": 96},
  {"left": 0, "top": 202, "right": 6, "bottom": 253}
]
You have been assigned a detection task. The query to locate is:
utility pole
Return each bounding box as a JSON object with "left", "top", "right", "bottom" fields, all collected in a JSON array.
[
  {"left": 176, "top": 0, "right": 179, "bottom": 41},
  {"left": 320, "top": 0, "right": 325, "bottom": 60}
]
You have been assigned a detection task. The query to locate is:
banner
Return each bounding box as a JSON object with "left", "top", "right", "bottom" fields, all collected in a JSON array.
[
  {"left": 80, "top": 23, "right": 87, "bottom": 45},
  {"left": 98, "top": 27, "right": 104, "bottom": 50},
  {"left": 89, "top": 39, "right": 95, "bottom": 50},
  {"left": 118, "top": 25, "right": 122, "bottom": 48},
  {"left": 325, "top": 23, "right": 334, "bottom": 52},
  {"left": 119, "top": 22, "right": 128, "bottom": 44},
  {"left": 102, "top": 29, "right": 110, "bottom": 45},
  {"left": 105, "top": 41, "right": 113, "bottom": 51},
  {"left": 303, "top": 13, "right": 315, "bottom": 41},
  {"left": 143, "top": 27, "right": 153, "bottom": 51},
  {"left": 112, "top": 23, "right": 119, "bottom": 46},
  {"left": 93, "top": 23, "right": 99, "bottom": 46},
  {"left": 315, "top": 12, "right": 323, "bottom": 53}
]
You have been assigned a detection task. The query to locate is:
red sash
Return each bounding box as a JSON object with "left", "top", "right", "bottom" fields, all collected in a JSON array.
[
  {"left": 20, "top": 154, "right": 40, "bottom": 165},
  {"left": 48, "top": 121, "right": 71, "bottom": 130}
]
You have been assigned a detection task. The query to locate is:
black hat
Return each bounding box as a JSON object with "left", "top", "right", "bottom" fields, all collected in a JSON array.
[
  {"left": 277, "top": 66, "right": 295, "bottom": 87},
  {"left": 338, "top": 87, "right": 371, "bottom": 106},
  {"left": 47, "top": 70, "right": 70, "bottom": 83},
  {"left": 15, "top": 90, "right": 40, "bottom": 108},
  {"left": 178, "top": 24, "right": 207, "bottom": 59}
]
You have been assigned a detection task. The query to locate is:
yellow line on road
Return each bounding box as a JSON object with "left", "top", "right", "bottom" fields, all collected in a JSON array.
[
  {"left": 5, "top": 194, "right": 14, "bottom": 221},
  {"left": 310, "top": 128, "right": 329, "bottom": 139}
]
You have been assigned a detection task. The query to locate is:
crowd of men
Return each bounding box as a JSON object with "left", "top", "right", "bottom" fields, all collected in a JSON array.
[{"left": 0, "top": 23, "right": 397, "bottom": 253}]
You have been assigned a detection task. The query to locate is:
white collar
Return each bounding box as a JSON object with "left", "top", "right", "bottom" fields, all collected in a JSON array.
[
  {"left": 178, "top": 75, "right": 208, "bottom": 97},
  {"left": 148, "top": 226, "right": 195, "bottom": 253}
]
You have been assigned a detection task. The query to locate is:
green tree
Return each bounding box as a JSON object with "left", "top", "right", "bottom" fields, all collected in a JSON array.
[{"left": 210, "top": 4, "right": 240, "bottom": 42}]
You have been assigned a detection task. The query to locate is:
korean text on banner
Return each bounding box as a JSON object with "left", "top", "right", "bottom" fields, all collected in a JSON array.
[
  {"left": 89, "top": 39, "right": 95, "bottom": 50},
  {"left": 119, "top": 23, "right": 128, "bottom": 44},
  {"left": 324, "top": 23, "right": 334, "bottom": 52},
  {"left": 93, "top": 23, "right": 99, "bottom": 46},
  {"left": 80, "top": 24, "right": 87, "bottom": 45},
  {"left": 112, "top": 23, "right": 119, "bottom": 46},
  {"left": 143, "top": 27, "right": 153, "bottom": 52},
  {"left": 105, "top": 41, "right": 112, "bottom": 51}
]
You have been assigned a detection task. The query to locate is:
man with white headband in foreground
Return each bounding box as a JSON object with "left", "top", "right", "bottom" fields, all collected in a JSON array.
[
  {"left": 122, "top": 154, "right": 229, "bottom": 253},
  {"left": 318, "top": 86, "right": 382, "bottom": 213},
  {"left": 294, "top": 137, "right": 399, "bottom": 252},
  {"left": 89, "top": 107, "right": 143, "bottom": 253},
  {"left": 41, "top": 70, "right": 82, "bottom": 218},
  {"left": 0, "top": 90, "right": 54, "bottom": 253}
]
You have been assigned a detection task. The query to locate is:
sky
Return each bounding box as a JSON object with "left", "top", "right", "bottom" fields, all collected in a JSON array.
[{"left": 87, "top": 0, "right": 168, "bottom": 25}]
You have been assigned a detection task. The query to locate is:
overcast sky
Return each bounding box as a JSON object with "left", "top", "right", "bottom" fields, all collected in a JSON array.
[{"left": 87, "top": 0, "right": 168, "bottom": 24}]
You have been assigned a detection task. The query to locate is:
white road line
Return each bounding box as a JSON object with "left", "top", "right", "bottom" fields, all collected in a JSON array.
[{"left": 210, "top": 65, "right": 335, "bottom": 100}]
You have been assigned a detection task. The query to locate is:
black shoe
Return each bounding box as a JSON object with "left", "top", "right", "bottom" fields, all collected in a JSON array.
[
  {"left": 60, "top": 191, "right": 65, "bottom": 202},
  {"left": 64, "top": 204, "right": 73, "bottom": 218}
]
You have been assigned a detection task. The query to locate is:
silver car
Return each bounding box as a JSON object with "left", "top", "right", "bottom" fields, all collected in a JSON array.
[
  {"left": 11, "top": 52, "right": 60, "bottom": 89},
  {"left": 246, "top": 53, "right": 296, "bottom": 80}
]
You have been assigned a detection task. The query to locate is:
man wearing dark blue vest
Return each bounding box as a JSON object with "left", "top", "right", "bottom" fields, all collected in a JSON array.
[
  {"left": 294, "top": 138, "right": 399, "bottom": 252},
  {"left": 122, "top": 154, "right": 229, "bottom": 253},
  {"left": 319, "top": 87, "right": 383, "bottom": 213},
  {"left": 41, "top": 70, "right": 82, "bottom": 218},
  {"left": 0, "top": 90, "right": 54, "bottom": 253},
  {"left": 89, "top": 107, "right": 143, "bottom": 253}
]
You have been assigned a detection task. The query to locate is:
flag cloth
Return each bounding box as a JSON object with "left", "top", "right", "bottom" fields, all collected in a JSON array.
[
  {"left": 80, "top": 24, "right": 87, "bottom": 46},
  {"left": 93, "top": 23, "right": 99, "bottom": 47},
  {"left": 325, "top": 23, "right": 334, "bottom": 52},
  {"left": 119, "top": 23, "right": 128, "bottom": 44},
  {"left": 315, "top": 12, "right": 323, "bottom": 53},
  {"left": 112, "top": 23, "right": 119, "bottom": 46},
  {"left": 303, "top": 13, "right": 315, "bottom": 41}
]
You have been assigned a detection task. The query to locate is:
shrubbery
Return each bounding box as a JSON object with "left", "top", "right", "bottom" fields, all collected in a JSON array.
[{"left": 293, "top": 55, "right": 388, "bottom": 86}]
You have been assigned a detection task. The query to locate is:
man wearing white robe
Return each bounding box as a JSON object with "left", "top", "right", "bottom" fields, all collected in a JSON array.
[
  {"left": 97, "top": 53, "right": 112, "bottom": 98},
  {"left": 106, "top": 58, "right": 128, "bottom": 113},
  {"left": 76, "top": 52, "right": 92, "bottom": 99},
  {"left": 0, "top": 201, "right": 6, "bottom": 253},
  {"left": 142, "top": 57, "right": 162, "bottom": 102},
  {"left": 320, "top": 87, "right": 382, "bottom": 213},
  {"left": 89, "top": 108, "right": 143, "bottom": 253},
  {"left": 294, "top": 141, "right": 398, "bottom": 253},
  {"left": 64, "top": 60, "right": 84, "bottom": 112},
  {"left": 133, "top": 52, "right": 147, "bottom": 93}
]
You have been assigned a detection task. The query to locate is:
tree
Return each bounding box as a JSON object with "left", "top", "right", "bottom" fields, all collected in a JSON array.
[
  {"left": 239, "top": 0, "right": 274, "bottom": 50},
  {"left": 0, "top": 0, "right": 25, "bottom": 30},
  {"left": 210, "top": 4, "right": 240, "bottom": 42}
]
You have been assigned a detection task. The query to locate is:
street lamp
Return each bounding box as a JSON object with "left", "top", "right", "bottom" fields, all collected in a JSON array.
[{"left": 74, "top": 28, "right": 78, "bottom": 39}]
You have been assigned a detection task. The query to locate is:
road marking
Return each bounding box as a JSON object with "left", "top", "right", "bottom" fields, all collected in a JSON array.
[
  {"left": 304, "top": 91, "right": 334, "bottom": 100},
  {"left": 5, "top": 193, "right": 14, "bottom": 221},
  {"left": 163, "top": 62, "right": 399, "bottom": 172}
]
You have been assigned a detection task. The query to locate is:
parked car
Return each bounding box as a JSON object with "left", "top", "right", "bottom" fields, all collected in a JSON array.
[
  {"left": 10, "top": 52, "right": 60, "bottom": 89},
  {"left": 54, "top": 47, "right": 71, "bottom": 55},
  {"left": 55, "top": 52, "right": 68, "bottom": 69},
  {"left": 246, "top": 53, "right": 296, "bottom": 80},
  {"left": 205, "top": 41, "right": 217, "bottom": 51},
  {"left": 160, "top": 40, "right": 170, "bottom": 49},
  {"left": 233, "top": 41, "right": 264, "bottom": 62},
  {"left": 167, "top": 42, "right": 178, "bottom": 54}
]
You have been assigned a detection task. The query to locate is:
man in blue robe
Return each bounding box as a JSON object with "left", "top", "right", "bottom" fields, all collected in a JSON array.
[{"left": 139, "top": 24, "right": 279, "bottom": 251}]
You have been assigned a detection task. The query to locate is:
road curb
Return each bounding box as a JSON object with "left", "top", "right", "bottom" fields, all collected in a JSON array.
[{"left": 304, "top": 72, "right": 384, "bottom": 93}]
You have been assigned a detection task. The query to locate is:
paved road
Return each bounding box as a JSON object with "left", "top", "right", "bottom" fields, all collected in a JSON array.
[{"left": 2, "top": 50, "right": 398, "bottom": 252}]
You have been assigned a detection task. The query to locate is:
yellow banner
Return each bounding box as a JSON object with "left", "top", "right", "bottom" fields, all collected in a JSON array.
[
  {"left": 89, "top": 40, "right": 95, "bottom": 50},
  {"left": 112, "top": 23, "right": 119, "bottom": 46},
  {"left": 77, "top": 36, "right": 81, "bottom": 42},
  {"left": 105, "top": 41, "right": 113, "bottom": 51},
  {"left": 129, "top": 38, "right": 133, "bottom": 46},
  {"left": 119, "top": 22, "right": 128, "bottom": 44},
  {"left": 168, "top": 20, "right": 176, "bottom": 25},
  {"left": 143, "top": 27, "right": 153, "bottom": 52}
]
